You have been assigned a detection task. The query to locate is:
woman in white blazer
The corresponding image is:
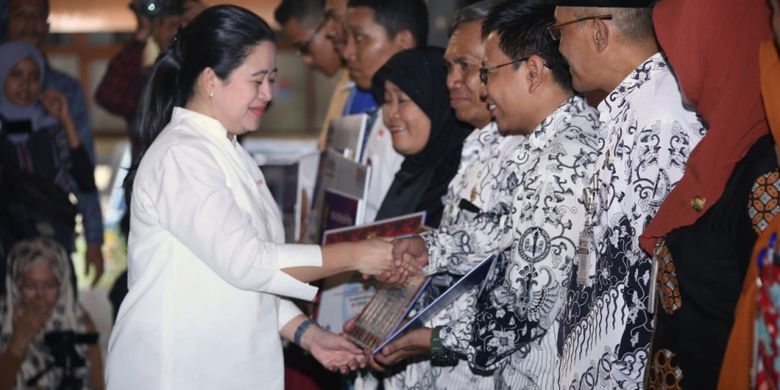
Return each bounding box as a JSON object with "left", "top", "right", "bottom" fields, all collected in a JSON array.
[{"left": 105, "top": 5, "right": 396, "bottom": 389}]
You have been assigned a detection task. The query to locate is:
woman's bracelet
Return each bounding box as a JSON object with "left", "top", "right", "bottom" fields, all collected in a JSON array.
[{"left": 294, "top": 318, "right": 315, "bottom": 347}]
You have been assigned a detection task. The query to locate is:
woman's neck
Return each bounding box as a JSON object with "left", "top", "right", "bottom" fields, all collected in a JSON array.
[{"left": 184, "top": 99, "right": 234, "bottom": 141}]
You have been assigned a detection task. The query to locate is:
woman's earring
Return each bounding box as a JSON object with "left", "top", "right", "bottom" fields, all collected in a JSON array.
[{"left": 209, "top": 91, "right": 214, "bottom": 99}]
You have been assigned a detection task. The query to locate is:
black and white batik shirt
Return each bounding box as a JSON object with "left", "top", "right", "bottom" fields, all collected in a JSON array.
[
  {"left": 381, "top": 124, "right": 527, "bottom": 390},
  {"left": 558, "top": 53, "right": 705, "bottom": 390},
  {"left": 415, "top": 95, "right": 604, "bottom": 389}
]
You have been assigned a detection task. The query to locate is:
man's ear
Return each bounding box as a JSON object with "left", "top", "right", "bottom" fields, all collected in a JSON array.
[
  {"left": 393, "top": 29, "right": 416, "bottom": 50},
  {"left": 592, "top": 18, "right": 610, "bottom": 53},
  {"left": 526, "top": 55, "right": 546, "bottom": 93}
]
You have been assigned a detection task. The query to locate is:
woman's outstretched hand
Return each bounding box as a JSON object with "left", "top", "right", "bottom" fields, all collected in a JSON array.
[
  {"left": 352, "top": 238, "right": 395, "bottom": 277},
  {"left": 302, "top": 325, "right": 366, "bottom": 374}
]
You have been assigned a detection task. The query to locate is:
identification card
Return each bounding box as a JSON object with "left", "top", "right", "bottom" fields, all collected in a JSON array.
[
  {"left": 576, "top": 230, "right": 592, "bottom": 286},
  {"left": 648, "top": 253, "right": 659, "bottom": 315}
]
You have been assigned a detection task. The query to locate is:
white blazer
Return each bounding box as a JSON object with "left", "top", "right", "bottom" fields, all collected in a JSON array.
[{"left": 106, "top": 107, "right": 322, "bottom": 390}]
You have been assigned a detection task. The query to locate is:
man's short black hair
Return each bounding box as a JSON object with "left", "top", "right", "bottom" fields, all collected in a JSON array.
[
  {"left": 274, "top": 0, "right": 326, "bottom": 29},
  {"left": 483, "top": 0, "right": 573, "bottom": 91},
  {"left": 449, "top": 0, "right": 501, "bottom": 36},
  {"left": 347, "top": 0, "right": 428, "bottom": 47}
]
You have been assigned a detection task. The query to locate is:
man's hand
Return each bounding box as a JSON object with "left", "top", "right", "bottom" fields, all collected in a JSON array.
[
  {"left": 365, "top": 327, "right": 432, "bottom": 373},
  {"left": 376, "top": 236, "right": 429, "bottom": 283},
  {"left": 303, "top": 325, "right": 366, "bottom": 374},
  {"left": 85, "top": 244, "right": 104, "bottom": 288}
]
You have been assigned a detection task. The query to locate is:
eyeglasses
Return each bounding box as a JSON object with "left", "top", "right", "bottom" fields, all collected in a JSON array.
[
  {"left": 479, "top": 58, "right": 528, "bottom": 84},
  {"left": 294, "top": 17, "right": 329, "bottom": 56},
  {"left": 547, "top": 15, "right": 612, "bottom": 41},
  {"left": 479, "top": 57, "right": 551, "bottom": 84}
]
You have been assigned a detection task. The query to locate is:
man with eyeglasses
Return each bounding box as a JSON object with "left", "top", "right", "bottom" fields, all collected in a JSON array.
[
  {"left": 549, "top": 0, "right": 705, "bottom": 388},
  {"left": 275, "top": 0, "right": 341, "bottom": 77},
  {"left": 384, "top": 1, "right": 604, "bottom": 387},
  {"left": 275, "top": 0, "right": 355, "bottom": 153}
]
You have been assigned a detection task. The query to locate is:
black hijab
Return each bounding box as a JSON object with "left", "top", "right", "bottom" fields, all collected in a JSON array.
[{"left": 372, "top": 47, "right": 472, "bottom": 227}]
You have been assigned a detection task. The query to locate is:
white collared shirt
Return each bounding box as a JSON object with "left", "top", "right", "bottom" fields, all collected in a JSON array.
[{"left": 106, "top": 107, "right": 322, "bottom": 390}]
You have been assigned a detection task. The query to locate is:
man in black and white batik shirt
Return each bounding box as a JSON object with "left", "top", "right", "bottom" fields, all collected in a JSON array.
[
  {"left": 387, "top": 2, "right": 604, "bottom": 388},
  {"left": 551, "top": 2, "right": 705, "bottom": 388}
]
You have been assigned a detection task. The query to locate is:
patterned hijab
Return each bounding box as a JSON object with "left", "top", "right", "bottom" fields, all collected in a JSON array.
[
  {"left": 0, "top": 237, "right": 90, "bottom": 389},
  {"left": 641, "top": 0, "right": 772, "bottom": 253},
  {"left": 0, "top": 40, "right": 58, "bottom": 133},
  {"left": 372, "top": 46, "right": 472, "bottom": 227}
]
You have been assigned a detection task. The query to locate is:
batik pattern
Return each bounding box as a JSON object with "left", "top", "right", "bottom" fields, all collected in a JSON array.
[
  {"left": 749, "top": 170, "right": 780, "bottom": 233},
  {"left": 654, "top": 240, "right": 682, "bottom": 315},
  {"left": 558, "top": 53, "right": 705, "bottom": 390},
  {"left": 414, "top": 96, "right": 604, "bottom": 389},
  {"left": 380, "top": 123, "right": 527, "bottom": 390}
]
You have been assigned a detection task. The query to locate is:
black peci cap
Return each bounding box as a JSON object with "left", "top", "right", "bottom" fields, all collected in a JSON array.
[{"left": 552, "top": 0, "right": 655, "bottom": 7}]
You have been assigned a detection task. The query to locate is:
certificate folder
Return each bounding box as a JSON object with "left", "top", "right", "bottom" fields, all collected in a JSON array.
[
  {"left": 349, "top": 254, "right": 498, "bottom": 354},
  {"left": 346, "top": 275, "right": 431, "bottom": 352},
  {"left": 326, "top": 113, "right": 369, "bottom": 162},
  {"left": 347, "top": 256, "right": 496, "bottom": 353},
  {"left": 315, "top": 212, "right": 427, "bottom": 333}
]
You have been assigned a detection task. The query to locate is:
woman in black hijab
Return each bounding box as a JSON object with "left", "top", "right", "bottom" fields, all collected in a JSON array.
[{"left": 372, "top": 47, "right": 471, "bottom": 227}]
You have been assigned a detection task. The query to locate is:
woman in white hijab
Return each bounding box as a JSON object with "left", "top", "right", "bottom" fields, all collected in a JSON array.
[{"left": 0, "top": 237, "right": 105, "bottom": 389}]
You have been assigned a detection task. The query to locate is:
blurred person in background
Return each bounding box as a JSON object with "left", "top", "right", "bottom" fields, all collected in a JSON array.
[
  {"left": 95, "top": 0, "right": 206, "bottom": 158},
  {"left": 0, "top": 237, "right": 104, "bottom": 390},
  {"left": 275, "top": 0, "right": 341, "bottom": 77},
  {"left": 0, "top": 41, "right": 99, "bottom": 296},
  {"left": 341, "top": 0, "right": 428, "bottom": 223},
  {"left": 6, "top": 0, "right": 104, "bottom": 288},
  {"left": 274, "top": 0, "right": 350, "bottom": 154}
]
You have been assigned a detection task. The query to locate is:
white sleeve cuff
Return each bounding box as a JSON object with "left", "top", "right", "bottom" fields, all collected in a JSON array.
[
  {"left": 266, "top": 270, "right": 319, "bottom": 301},
  {"left": 276, "top": 244, "right": 323, "bottom": 269},
  {"left": 277, "top": 298, "right": 304, "bottom": 331}
]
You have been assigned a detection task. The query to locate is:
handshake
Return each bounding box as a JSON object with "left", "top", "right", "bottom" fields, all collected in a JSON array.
[
  {"left": 354, "top": 235, "right": 431, "bottom": 283},
  {"left": 301, "top": 235, "right": 432, "bottom": 374}
]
